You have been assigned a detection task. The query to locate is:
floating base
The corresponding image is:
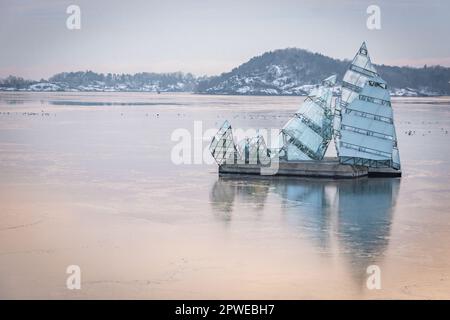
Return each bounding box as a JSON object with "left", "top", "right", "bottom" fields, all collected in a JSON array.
[{"left": 218, "top": 158, "right": 401, "bottom": 179}]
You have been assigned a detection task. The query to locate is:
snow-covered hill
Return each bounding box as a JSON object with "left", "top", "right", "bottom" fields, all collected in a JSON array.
[
  {"left": 196, "top": 48, "right": 450, "bottom": 96},
  {"left": 0, "top": 72, "right": 199, "bottom": 93},
  {"left": 1, "top": 48, "right": 450, "bottom": 96}
]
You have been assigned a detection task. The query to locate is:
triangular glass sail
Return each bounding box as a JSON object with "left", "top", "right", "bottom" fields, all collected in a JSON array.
[
  {"left": 279, "top": 75, "right": 336, "bottom": 161},
  {"left": 209, "top": 121, "right": 240, "bottom": 165},
  {"left": 335, "top": 42, "right": 378, "bottom": 148},
  {"left": 337, "top": 76, "right": 401, "bottom": 169},
  {"left": 341, "top": 42, "right": 378, "bottom": 108},
  {"left": 210, "top": 122, "right": 271, "bottom": 166}
]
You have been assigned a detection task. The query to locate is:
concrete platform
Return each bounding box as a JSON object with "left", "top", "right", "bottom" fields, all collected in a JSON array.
[
  {"left": 219, "top": 159, "right": 368, "bottom": 179},
  {"left": 218, "top": 158, "right": 401, "bottom": 179}
]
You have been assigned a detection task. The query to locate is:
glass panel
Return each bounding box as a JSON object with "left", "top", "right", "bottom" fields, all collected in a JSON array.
[{"left": 280, "top": 75, "right": 336, "bottom": 160}]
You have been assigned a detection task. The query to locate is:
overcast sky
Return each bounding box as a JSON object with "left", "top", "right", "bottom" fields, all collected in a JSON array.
[{"left": 1, "top": 0, "right": 449, "bottom": 79}]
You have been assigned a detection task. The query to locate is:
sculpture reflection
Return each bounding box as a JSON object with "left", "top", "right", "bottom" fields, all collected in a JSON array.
[
  {"left": 210, "top": 177, "right": 270, "bottom": 222},
  {"left": 210, "top": 175, "right": 400, "bottom": 285}
]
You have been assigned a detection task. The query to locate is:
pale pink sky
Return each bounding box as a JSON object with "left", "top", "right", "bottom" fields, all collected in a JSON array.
[{"left": 1, "top": 0, "right": 449, "bottom": 79}]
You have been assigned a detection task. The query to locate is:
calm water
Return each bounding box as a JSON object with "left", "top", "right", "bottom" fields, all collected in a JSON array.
[{"left": 0, "top": 92, "right": 449, "bottom": 299}]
